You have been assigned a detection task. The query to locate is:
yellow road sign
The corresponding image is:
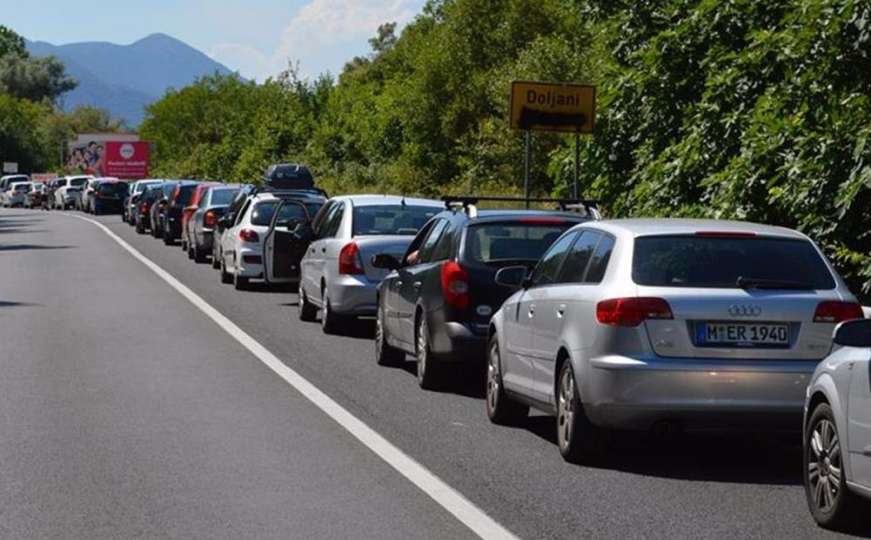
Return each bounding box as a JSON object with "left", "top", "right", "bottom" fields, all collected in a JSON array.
[{"left": 510, "top": 81, "right": 596, "bottom": 133}]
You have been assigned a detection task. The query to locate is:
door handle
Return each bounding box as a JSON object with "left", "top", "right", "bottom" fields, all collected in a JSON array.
[
  {"left": 557, "top": 304, "right": 566, "bottom": 318},
  {"left": 413, "top": 282, "right": 422, "bottom": 290},
  {"left": 528, "top": 304, "right": 535, "bottom": 317}
]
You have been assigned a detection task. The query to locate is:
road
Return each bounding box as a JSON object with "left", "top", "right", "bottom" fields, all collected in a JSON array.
[{"left": 0, "top": 207, "right": 866, "bottom": 539}]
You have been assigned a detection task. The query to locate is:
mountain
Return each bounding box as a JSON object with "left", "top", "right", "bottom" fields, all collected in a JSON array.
[{"left": 25, "top": 33, "right": 233, "bottom": 126}]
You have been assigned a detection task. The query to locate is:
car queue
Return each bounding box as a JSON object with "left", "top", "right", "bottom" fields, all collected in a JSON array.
[{"left": 5, "top": 165, "right": 870, "bottom": 532}]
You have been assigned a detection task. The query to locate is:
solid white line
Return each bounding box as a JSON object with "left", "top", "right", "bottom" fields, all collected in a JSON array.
[{"left": 63, "top": 213, "right": 519, "bottom": 540}]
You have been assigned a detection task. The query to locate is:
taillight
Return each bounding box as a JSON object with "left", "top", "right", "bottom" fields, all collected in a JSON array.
[
  {"left": 142, "top": 202, "right": 151, "bottom": 213},
  {"left": 440, "top": 261, "right": 470, "bottom": 309},
  {"left": 239, "top": 229, "right": 259, "bottom": 243},
  {"left": 204, "top": 210, "right": 218, "bottom": 228},
  {"left": 596, "top": 297, "right": 673, "bottom": 327},
  {"left": 338, "top": 242, "right": 365, "bottom": 275},
  {"left": 813, "top": 301, "right": 863, "bottom": 323}
]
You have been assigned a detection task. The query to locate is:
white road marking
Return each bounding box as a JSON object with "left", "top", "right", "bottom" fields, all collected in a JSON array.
[{"left": 64, "top": 214, "right": 519, "bottom": 540}]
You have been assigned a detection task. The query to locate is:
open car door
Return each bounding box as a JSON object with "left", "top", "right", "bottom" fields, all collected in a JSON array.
[{"left": 264, "top": 200, "right": 312, "bottom": 285}]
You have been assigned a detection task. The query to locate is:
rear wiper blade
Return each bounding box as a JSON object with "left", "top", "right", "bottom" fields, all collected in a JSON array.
[{"left": 736, "top": 277, "right": 814, "bottom": 290}]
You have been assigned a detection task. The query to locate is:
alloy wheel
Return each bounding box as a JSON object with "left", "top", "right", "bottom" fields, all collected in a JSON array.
[
  {"left": 486, "top": 341, "right": 501, "bottom": 414},
  {"left": 557, "top": 366, "right": 576, "bottom": 451},
  {"left": 808, "top": 418, "right": 843, "bottom": 514}
]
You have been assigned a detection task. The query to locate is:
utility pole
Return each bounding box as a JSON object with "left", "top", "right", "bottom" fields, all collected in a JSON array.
[{"left": 523, "top": 130, "right": 531, "bottom": 209}]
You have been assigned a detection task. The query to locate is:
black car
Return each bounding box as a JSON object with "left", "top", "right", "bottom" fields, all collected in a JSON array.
[
  {"left": 373, "top": 197, "right": 598, "bottom": 389},
  {"left": 150, "top": 181, "right": 180, "bottom": 238},
  {"left": 135, "top": 183, "right": 164, "bottom": 234},
  {"left": 162, "top": 180, "right": 201, "bottom": 245},
  {"left": 90, "top": 180, "right": 129, "bottom": 215}
]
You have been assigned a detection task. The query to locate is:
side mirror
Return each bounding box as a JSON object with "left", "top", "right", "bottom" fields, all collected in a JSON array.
[
  {"left": 833, "top": 318, "right": 871, "bottom": 348},
  {"left": 494, "top": 266, "right": 529, "bottom": 288},
  {"left": 371, "top": 253, "right": 401, "bottom": 271}
]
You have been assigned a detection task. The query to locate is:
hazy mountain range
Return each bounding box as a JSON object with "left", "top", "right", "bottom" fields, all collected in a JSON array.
[{"left": 25, "top": 33, "right": 233, "bottom": 127}]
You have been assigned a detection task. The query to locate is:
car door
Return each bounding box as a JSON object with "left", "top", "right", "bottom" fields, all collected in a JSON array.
[
  {"left": 396, "top": 219, "right": 449, "bottom": 346},
  {"left": 502, "top": 231, "right": 578, "bottom": 399},
  {"left": 264, "top": 200, "right": 310, "bottom": 284},
  {"left": 531, "top": 231, "right": 611, "bottom": 398},
  {"left": 384, "top": 219, "right": 438, "bottom": 340},
  {"left": 305, "top": 201, "right": 343, "bottom": 305},
  {"left": 224, "top": 199, "right": 251, "bottom": 267},
  {"left": 848, "top": 344, "right": 871, "bottom": 487}
]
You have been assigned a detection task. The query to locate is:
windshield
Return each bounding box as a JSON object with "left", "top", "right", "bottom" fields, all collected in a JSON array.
[
  {"left": 465, "top": 222, "right": 574, "bottom": 263},
  {"left": 352, "top": 205, "right": 438, "bottom": 236},
  {"left": 210, "top": 188, "right": 238, "bottom": 205},
  {"left": 632, "top": 235, "right": 836, "bottom": 289},
  {"left": 70, "top": 178, "right": 88, "bottom": 187},
  {"left": 251, "top": 200, "right": 279, "bottom": 226}
]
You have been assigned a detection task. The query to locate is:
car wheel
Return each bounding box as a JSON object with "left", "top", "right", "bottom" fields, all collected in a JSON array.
[
  {"left": 193, "top": 244, "right": 206, "bottom": 263},
  {"left": 375, "top": 306, "right": 404, "bottom": 366},
  {"left": 234, "top": 272, "right": 249, "bottom": 291},
  {"left": 162, "top": 230, "right": 173, "bottom": 245},
  {"left": 557, "top": 362, "right": 606, "bottom": 463},
  {"left": 220, "top": 257, "right": 233, "bottom": 284},
  {"left": 298, "top": 287, "right": 317, "bottom": 322},
  {"left": 320, "top": 288, "right": 343, "bottom": 334},
  {"left": 415, "top": 317, "right": 442, "bottom": 390},
  {"left": 486, "top": 335, "right": 529, "bottom": 425},
  {"left": 212, "top": 247, "right": 222, "bottom": 269},
  {"left": 805, "top": 403, "right": 860, "bottom": 530}
]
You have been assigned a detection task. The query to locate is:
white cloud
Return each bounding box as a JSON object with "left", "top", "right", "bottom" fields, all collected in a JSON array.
[{"left": 210, "top": 0, "right": 422, "bottom": 81}]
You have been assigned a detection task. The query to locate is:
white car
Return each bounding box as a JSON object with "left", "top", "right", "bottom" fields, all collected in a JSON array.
[
  {"left": 803, "top": 317, "right": 871, "bottom": 530},
  {"left": 54, "top": 175, "right": 92, "bottom": 209},
  {"left": 0, "top": 174, "right": 29, "bottom": 206},
  {"left": 218, "top": 191, "right": 284, "bottom": 290},
  {"left": 5, "top": 182, "right": 32, "bottom": 207}
]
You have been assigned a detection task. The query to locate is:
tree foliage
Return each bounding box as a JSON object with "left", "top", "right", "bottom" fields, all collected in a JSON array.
[
  {"left": 139, "top": 0, "right": 871, "bottom": 299},
  {"left": 0, "top": 25, "right": 76, "bottom": 103}
]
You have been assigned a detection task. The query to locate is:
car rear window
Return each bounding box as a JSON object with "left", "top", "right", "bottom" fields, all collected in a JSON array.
[
  {"left": 632, "top": 235, "right": 836, "bottom": 289},
  {"left": 274, "top": 203, "right": 308, "bottom": 226},
  {"left": 352, "top": 205, "right": 438, "bottom": 236},
  {"left": 210, "top": 188, "right": 238, "bottom": 205},
  {"left": 70, "top": 178, "right": 87, "bottom": 187},
  {"left": 251, "top": 200, "right": 279, "bottom": 226},
  {"left": 98, "top": 183, "right": 126, "bottom": 195},
  {"left": 176, "top": 185, "right": 197, "bottom": 205},
  {"left": 465, "top": 222, "right": 575, "bottom": 263}
]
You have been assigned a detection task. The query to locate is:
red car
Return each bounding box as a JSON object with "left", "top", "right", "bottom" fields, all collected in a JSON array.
[{"left": 180, "top": 182, "right": 219, "bottom": 253}]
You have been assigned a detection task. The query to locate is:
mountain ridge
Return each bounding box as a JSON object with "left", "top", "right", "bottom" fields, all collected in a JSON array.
[{"left": 26, "top": 33, "right": 234, "bottom": 126}]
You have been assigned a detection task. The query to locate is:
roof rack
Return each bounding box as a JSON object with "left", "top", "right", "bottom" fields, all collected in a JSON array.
[
  {"left": 441, "top": 196, "right": 600, "bottom": 220},
  {"left": 250, "top": 185, "right": 329, "bottom": 198}
]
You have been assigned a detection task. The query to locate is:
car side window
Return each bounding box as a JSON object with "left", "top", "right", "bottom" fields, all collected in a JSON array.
[
  {"left": 417, "top": 219, "right": 449, "bottom": 263},
  {"left": 235, "top": 200, "right": 251, "bottom": 226},
  {"left": 584, "top": 235, "right": 616, "bottom": 283},
  {"left": 429, "top": 221, "right": 455, "bottom": 262},
  {"left": 320, "top": 202, "right": 344, "bottom": 239},
  {"left": 529, "top": 231, "right": 578, "bottom": 287},
  {"left": 311, "top": 202, "right": 333, "bottom": 236},
  {"left": 557, "top": 231, "right": 602, "bottom": 283}
]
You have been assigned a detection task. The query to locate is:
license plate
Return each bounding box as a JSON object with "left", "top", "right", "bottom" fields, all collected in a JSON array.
[{"left": 696, "top": 323, "right": 789, "bottom": 347}]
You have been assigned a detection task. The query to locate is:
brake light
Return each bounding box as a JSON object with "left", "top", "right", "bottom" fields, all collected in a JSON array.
[
  {"left": 204, "top": 210, "right": 218, "bottom": 228},
  {"left": 813, "top": 301, "right": 863, "bottom": 323},
  {"left": 694, "top": 231, "right": 757, "bottom": 238},
  {"left": 596, "top": 297, "right": 673, "bottom": 327},
  {"left": 338, "top": 242, "right": 365, "bottom": 275},
  {"left": 441, "top": 261, "right": 470, "bottom": 309},
  {"left": 142, "top": 202, "right": 151, "bottom": 213},
  {"left": 239, "top": 229, "right": 259, "bottom": 243}
]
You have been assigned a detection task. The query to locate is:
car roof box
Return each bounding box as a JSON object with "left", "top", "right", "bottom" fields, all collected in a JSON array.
[{"left": 264, "top": 163, "right": 315, "bottom": 190}]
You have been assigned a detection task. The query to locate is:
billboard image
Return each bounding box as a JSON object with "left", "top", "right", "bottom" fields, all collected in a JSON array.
[{"left": 66, "top": 133, "right": 149, "bottom": 179}]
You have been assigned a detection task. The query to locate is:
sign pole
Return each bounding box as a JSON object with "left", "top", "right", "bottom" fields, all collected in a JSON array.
[
  {"left": 573, "top": 132, "right": 580, "bottom": 200},
  {"left": 524, "top": 130, "right": 531, "bottom": 209}
]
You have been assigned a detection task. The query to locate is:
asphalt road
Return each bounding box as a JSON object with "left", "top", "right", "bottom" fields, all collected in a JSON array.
[{"left": 0, "top": 207, "right": 867, "bottom": 539}]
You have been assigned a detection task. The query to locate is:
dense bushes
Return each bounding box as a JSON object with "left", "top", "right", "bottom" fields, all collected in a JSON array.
[{"left": 139, "top": 0, "right": 871, "bottom": 299}]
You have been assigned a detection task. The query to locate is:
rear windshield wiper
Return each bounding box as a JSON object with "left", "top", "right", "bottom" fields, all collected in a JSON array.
[{"left": 736, "top": 276, "right": 814, "bottom": 290}]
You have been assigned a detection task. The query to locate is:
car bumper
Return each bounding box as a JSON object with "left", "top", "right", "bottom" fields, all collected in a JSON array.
[
  {"left": 582, "top": 355, "right": 818, "bottom": 431},
  {"left": 429, "top": 317, "right": 487, "bottom": 362},
  {"left": 328, "top": 276, "right": 379, "bottom": 316},
  {"left": 235, "top": 247, "right": 264, "bottom": 278},
  {"left": 197, "top": 230, "right": 214, "bottom": 250},
  {"left": 8, "top": 195, "right": 26, "bottom": 205}
]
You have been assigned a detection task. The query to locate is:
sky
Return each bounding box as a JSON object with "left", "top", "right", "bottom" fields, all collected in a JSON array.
[{"left": 0, "top": 0, "right": 426, "bottom": 80}]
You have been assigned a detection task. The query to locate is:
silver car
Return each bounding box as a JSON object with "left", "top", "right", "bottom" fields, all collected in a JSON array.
[
  {"left": 297, "top": 195, "right": 442, "bottom": 333},
  {"left": 803, "top": 318, "right": 871, "bottom": 530},
  {"left": 486, "top": 218, "right": 862, "bottom": 462}
]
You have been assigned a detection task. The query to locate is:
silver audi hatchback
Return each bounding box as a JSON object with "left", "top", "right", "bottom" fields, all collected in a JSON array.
[{"left": 486, "top": 219, "right": 863, "bottom": 462}]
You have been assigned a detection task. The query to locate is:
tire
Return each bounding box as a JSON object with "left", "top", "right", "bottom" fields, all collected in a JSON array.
[
  {"left": 298, "top": 287, "right": 317, "bottom": 322},
  {"left": 415, "top": 317, "right": 442, "bottom": 390},
  {"left": 233, "top": 272, "right": 249, "bottom": 291},
  {"left": 193, "top": 244, "right": 206, "bottom": 263},
  {"left": 557, "top": 361, "right": 607, "bottom": 463},
  {"left": 220, "top": 257, "right": 233, "bottom": 284},
  {"left": 136, "top": 219, "right": 145, "bottom": 234},
  {"left": 212, "top": 246, "right": 221, "bottom": 269},
  {"left": 162, "top": 230, "right": 173, "bottom": 245},
  {"left": 486, "top": 335, "right": 529, "bottom": 425},
  {"left": 375, "top": 306, "right": 404, "bottom": 366},
  {"left": 320, "top": 288, "right": 344, "bottom": 334},
  {"left": 805, "top": 403, "right": 861, "bottom": 530}
]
